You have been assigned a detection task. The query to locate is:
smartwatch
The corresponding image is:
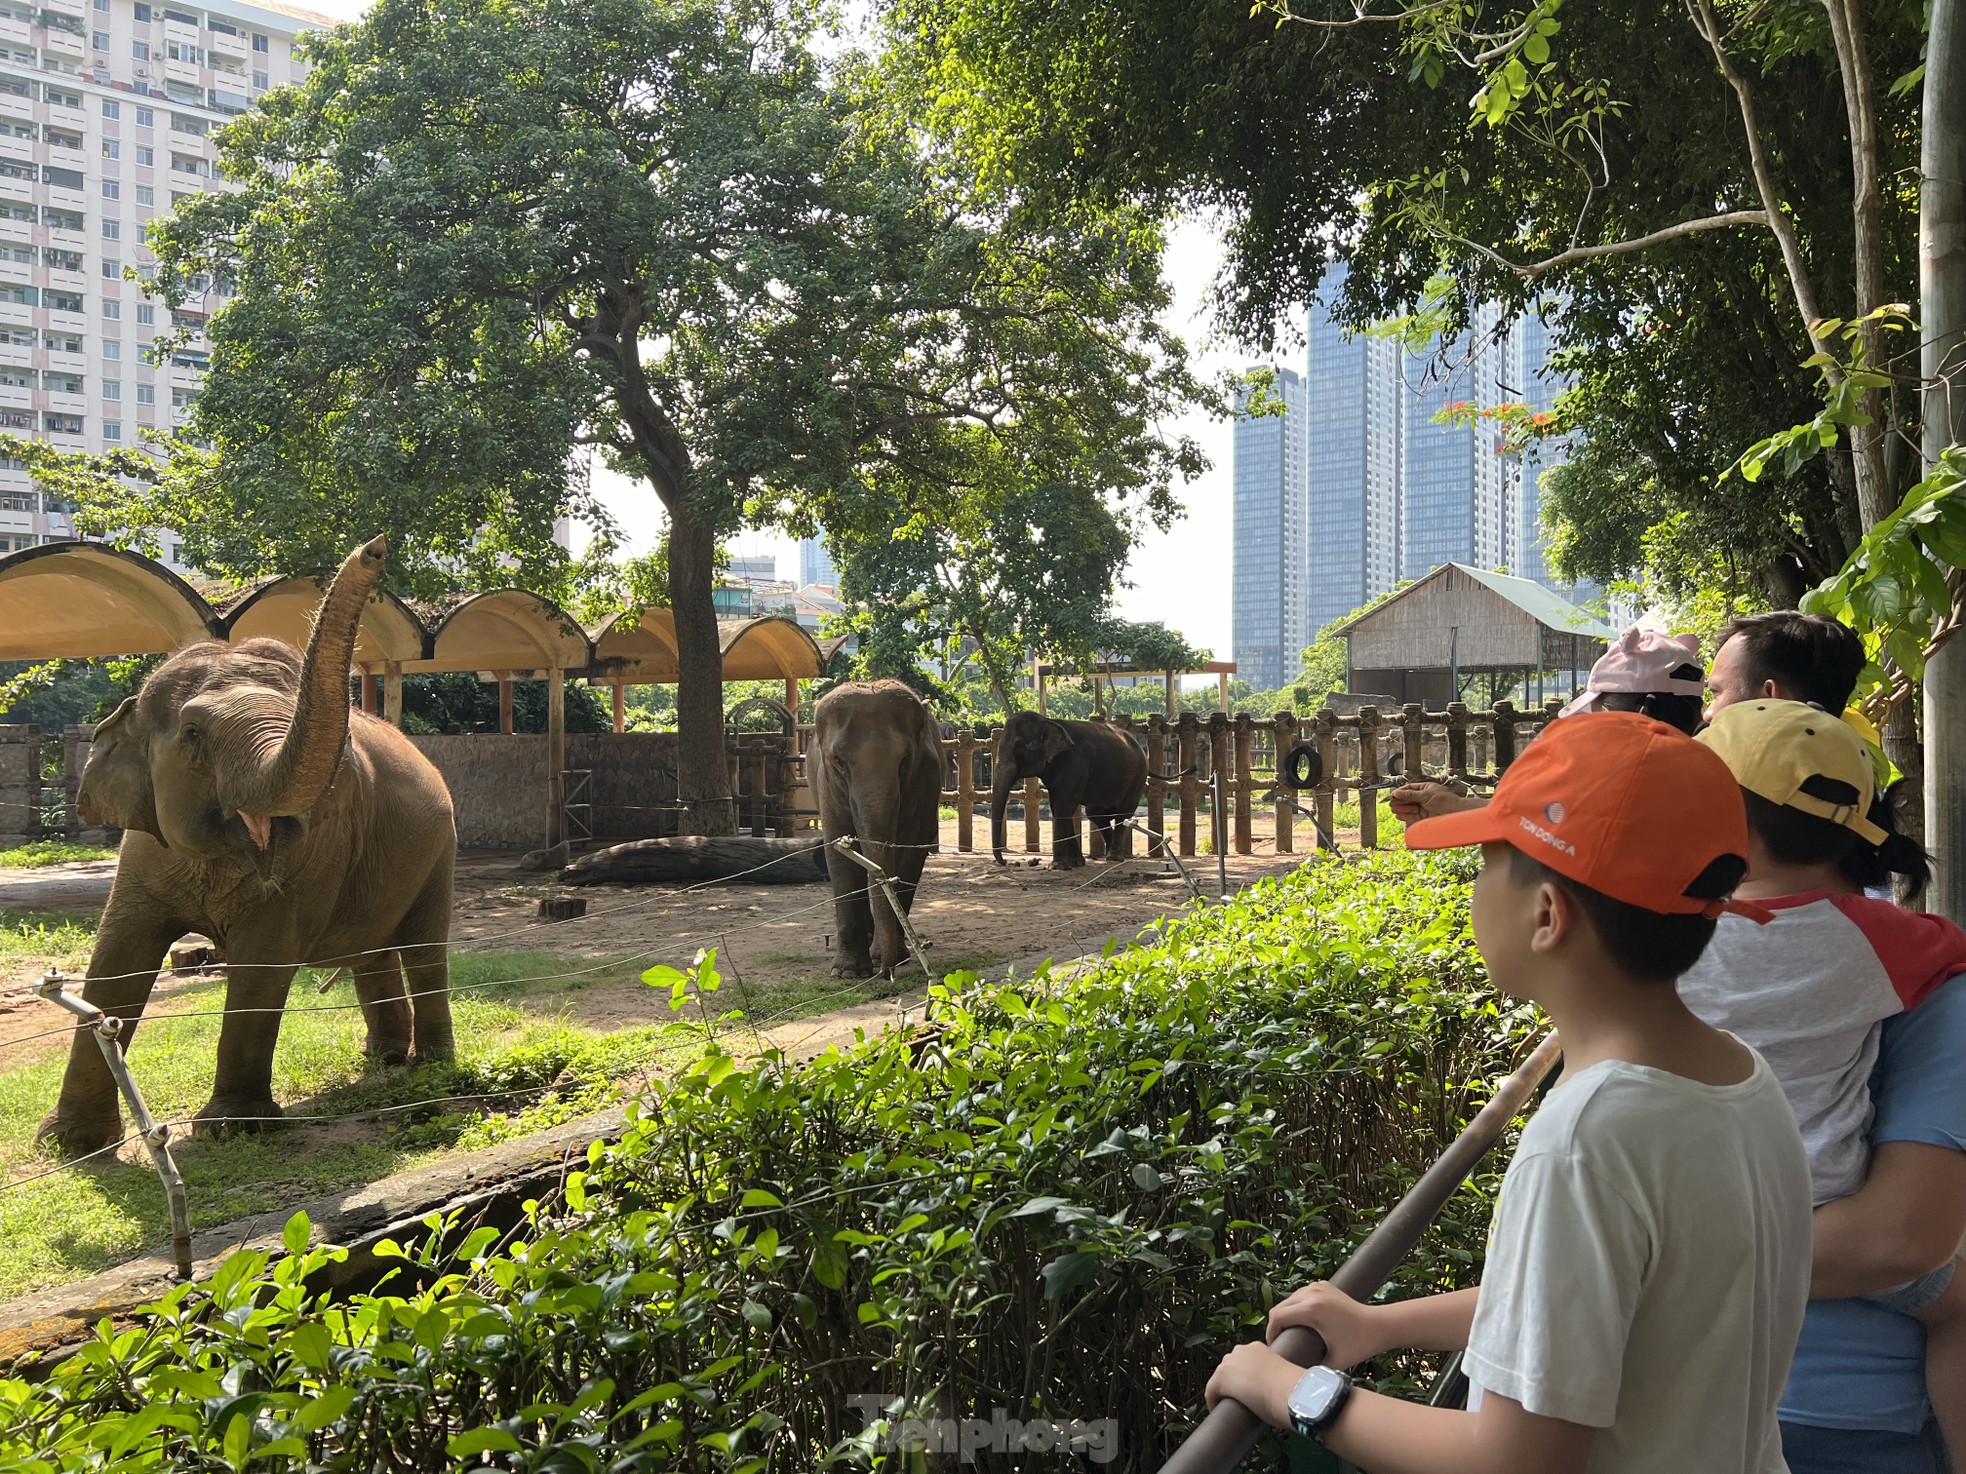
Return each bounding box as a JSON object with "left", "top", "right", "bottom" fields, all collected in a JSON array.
[{"left": 1285, "top": 1365, "right": 1354, "bottom": 1440}]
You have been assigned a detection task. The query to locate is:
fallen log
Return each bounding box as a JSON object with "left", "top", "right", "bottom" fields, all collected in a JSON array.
[{"left": 559, "top": 835, "right": 829, "bottom": 887}]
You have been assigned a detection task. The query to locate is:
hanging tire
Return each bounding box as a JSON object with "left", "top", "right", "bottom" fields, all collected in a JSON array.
[{"left": 1282, "top": 743, "right": 1323, "bottom": 791}]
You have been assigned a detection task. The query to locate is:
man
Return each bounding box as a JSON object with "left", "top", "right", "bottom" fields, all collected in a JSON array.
[{"left": 1705, "top": 611, "right": 1866, "bottom": 720}]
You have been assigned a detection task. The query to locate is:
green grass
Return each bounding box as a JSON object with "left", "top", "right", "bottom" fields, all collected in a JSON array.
[
  {"left": 0, "top": 909, "right": 97, "bottom": 966},
  {"left": 0, "top": 841, "right": 117, "bottom": 869}
]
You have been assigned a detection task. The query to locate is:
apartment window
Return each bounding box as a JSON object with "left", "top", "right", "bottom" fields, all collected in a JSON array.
[
  {"left": 134, "top": 184, "right": 152, "bottom": 205},
  {"left": 133, "top": 2, "right": 149, "bottom": 17},
  {"left": 42, "top": 128, "right": 80, "bottom": 150},
  {"left": 169, "top": 387, "right": 193, "bottom": 407},
  {"left": 43, "top": 331, "right": 81, "bottom": 352},
  {"left": 100, "top": 299, "right": 117, "bottom": 319},
  {"left": 100, "top": 219, "right": 117, "bottom": 239},
  {"left": 251, "top": 69, "right": 264, "bottom": 89},
  {"left": 135, "top": 382, "right": 152, "bottom": 404},
  {"left": 169, "top": 113, "right": 205, "bottom": 135},
  {"left": 0, "top": 161, "right": 33, "bottom": 182},
  {"left": 251, "top": 30, "right": 266, "bottom": 50},
  {"left": 100, "top": 179, "right": 117, "bottom": 199},
  {"left": 42, "top": 166, "right": 83, "bottom": 190},
  {"left": 42, "top": 207, "right": 82, "bottom": 230},
  {"left": 0, "top": 245, "right": 25, "bottom": 265},
  {"left": 131, "top": 39, "right": 148, "bottom": 59},
  {"left": 46, "top": 88, "right": 80, "bottom": 108},
  {"left": 44, "top": 413, "right": 82, "bottom": 434},
  {"left": 0, "top": 203, "right": 31, "bottom": 223},
  {"left": 135, "top": 106, "right": 152, "bottom": 127},
  {"left": 44, "top": 371, "right": 81, "bottom": 393},
  {"left": 100, "top": 139, "right": 118, "bottom": 160},
  {"left": 0, "top": 76, "right": 25, "bottom": 98},
  {"left": 90, "top": 30, "right": 106, "bottom": 50},
  {"left": 101, "top": 337, "right": 118, "bottom": 358},
  {"left": 101, "top": 419, "right": 118, "bottom": 440},
  {"left": 164, "top": 40, "right": 201, "bottom": 63},
  {"left": 162, "top": 7, "right": 195, "bottom": 22},
  {"left": 208, "top": 18, "right": 235, "bottom": 35},
  {"left": 170, "top": 153, "right": 206, "bottom": 176},
  {"left": 99, "top": 99, "right": 116, "bottom": 119},
  {"left": 135, "top": 303, "right": 154, "bottom": 324},
  {"left": 135, "top": 145, "right": 153, "bottom": 166},
  {"left": 46, "top": 291, "right": 83, "bottom": 313},
  {"left": 99, "top": 260, "right": 119, "bottom": 280},
  {"left": 0, "top": 283, "right": 31, "bottom": 305},
  {"left": 101, "top": 379, "right": 118, "bottom": 400}
]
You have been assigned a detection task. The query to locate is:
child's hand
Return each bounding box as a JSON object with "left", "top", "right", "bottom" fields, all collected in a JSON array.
[
  {"left": 1388, "top": 782, "right": 1472, "bottom": 824},
  {"left": 1267, "top": 1282, "right": 1383, "bottom": 1370},
  {"left": 1204, "top": 1340, "right": 1299, "bottom": 1427}
]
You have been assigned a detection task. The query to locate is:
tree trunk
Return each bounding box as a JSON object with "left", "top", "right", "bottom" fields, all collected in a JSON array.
[
  {"left": 561, "top": 835, "right": 828, "bottom": 886},
  {"left": 667, "top": 500, "right": 737, "bottom": 836},
  {"left": 1924, "top": 0, "right": 1966, "bottom": 919}
]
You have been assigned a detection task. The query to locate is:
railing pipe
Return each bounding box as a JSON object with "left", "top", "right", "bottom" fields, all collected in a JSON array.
[{"left": 1153, "top": 1032, "right": 1564, "bottom": 1474}]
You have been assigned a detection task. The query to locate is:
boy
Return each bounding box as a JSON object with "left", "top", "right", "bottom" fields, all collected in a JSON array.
[
  {"left": 1681, "top": 699, "right": 1966, "bottom": 1459},
  {"left": 1206, "top": 712, "right": 1813, "bottom": 1474}
]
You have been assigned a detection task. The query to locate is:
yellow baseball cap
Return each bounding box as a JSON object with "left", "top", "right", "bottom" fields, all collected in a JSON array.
[{"left": 1696, "top": 701, "right": 1888, "bottom": 845}]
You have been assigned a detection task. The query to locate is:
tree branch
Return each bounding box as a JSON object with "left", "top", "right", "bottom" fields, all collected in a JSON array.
[{"left": 1439, "top": 209, "right": 1773, "bottom": 276}]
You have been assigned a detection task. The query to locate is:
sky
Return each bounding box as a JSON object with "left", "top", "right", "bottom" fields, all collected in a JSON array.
[{"left": 293, "top": 0, "right": 1265, "bottom": 662}]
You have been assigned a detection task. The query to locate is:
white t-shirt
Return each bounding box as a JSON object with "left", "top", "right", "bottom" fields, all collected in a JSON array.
[{"left": 1463, "top": 1052, "right": 1812, "bottom": 1473}]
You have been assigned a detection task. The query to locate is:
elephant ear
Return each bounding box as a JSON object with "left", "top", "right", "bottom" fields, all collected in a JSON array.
[
  {"left": 81, "top": 697, "right": 166, "bottom": 843},
  {"left": 1042, "top": 721, "right": 1074, "bottom": 763}
]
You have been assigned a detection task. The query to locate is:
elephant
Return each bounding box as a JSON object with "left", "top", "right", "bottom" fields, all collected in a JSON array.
[
  {"left": 39, "top": 536, "right": 458, "bottom": 1155},
  {"left": 810, "top": 681, "right": 944, "bottom": 978},
  {"left": 990, "top": 711, "right": 1148, "bottom": 870}
]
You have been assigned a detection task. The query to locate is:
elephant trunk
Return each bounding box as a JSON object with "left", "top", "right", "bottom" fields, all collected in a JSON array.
[
  {"left": 990, "top": 758, "right": 1016, "bottom": 865},
  {"left": 228, "top": 537, "right": 386, "bottom": 841}
]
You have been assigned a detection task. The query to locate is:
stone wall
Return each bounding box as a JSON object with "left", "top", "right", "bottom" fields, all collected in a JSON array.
[{"left": 0, "top": 725, "right": 40, "bottom": 844}]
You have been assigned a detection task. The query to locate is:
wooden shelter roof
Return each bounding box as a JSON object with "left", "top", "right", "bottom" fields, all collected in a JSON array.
[{"left": 1337, "top": 563, "right": 1614, "bottom": 674}]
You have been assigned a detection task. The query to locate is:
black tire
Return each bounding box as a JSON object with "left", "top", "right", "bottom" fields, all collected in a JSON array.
[{"left": 1282, "top": 743, "right": 1323, "bottom": 791}]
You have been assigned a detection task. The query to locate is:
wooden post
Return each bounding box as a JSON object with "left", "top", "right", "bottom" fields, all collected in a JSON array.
[
  {"left": 1358, "top": 704, "right": 1380, "bottom": 851},
  {"left": 612, "top": 683, "right": 625, "bottom": 734},
  {"left": 1177, "top": 712, "right": 1200, "bottom": 857},
  {"left": 1272, "top": 710, "right": 1296, "bottom": 853},
  {"left": 1146, "top": 713, "right": 1168, "bottom": 858},
  {"left": 1314, "top": 708, "right": 1337, "bottom": 850},
  {"left": 748, "top": 749, "right": 769, "bottom": 837},
  {"left": 498, "top": 675, "right": 514, "bottom": 735},
  {"left": 1493, "top": 699, "right": 1518, "bottom": 773},
  {"left": 1403, "top": 703, "right": 1424, "bottom": 781},
  {"left": 1024, "top": 776, "right": 1042, "bottom": 855},
  {"left": 1164, "top": 669, "right": 1177, "bottom": 717},
  {"left": 383, "top": 660, "right": 403, "bottom": 728},
  {"left": 1206, "top": 712, "right": 1229, "bottom": 860},
  {"left": 784, "top": 675, "right": 799, "bottom": 715},
  {"left": 1217, "top": 669, "right": 1230, "bottom": 713},
  {"left": 360, "top": 672, "right": 378, "bottom": 714},
  {"left": 1035, "top": 657, "right": 1047, "bottom": 716},
  {"left": 1232, "top": 711, "right": 1254, "bottom": 855},
  {"left": 547, "top": 668, "right": 566, "bottom": 847},
  {"left": 1446, "top": 701, "right": 1469, "bottom": 779},
  {"left": 1472, "top": 714, "right": 1490, "bottom": 774},
  {"left": 956, "top": 731, "right": 976, "bottom": 852}
]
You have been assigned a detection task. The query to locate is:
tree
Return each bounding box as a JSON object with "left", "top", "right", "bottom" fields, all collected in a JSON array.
[{"left": 141, "top": 0, "right": 1203, "bottom": 834}]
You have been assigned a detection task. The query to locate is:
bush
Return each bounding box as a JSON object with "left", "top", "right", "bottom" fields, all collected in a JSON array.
[{"left": 0, "top": 851, "right": 1535, "bottom": 1472}]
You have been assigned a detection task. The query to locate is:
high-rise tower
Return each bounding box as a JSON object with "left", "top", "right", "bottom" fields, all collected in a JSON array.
[{"left": 1230, "top": 364, "right": 1307, "bottom": 691}]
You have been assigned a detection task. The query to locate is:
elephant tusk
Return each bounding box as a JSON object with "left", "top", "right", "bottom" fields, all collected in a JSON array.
[{"left": 240, "top": 812, "right": 273, "bottom": 851}]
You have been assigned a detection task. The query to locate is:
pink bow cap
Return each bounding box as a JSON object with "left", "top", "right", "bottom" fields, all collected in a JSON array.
[{"left": 1559, "top": 626, "right": 1706, "bottom": 716}]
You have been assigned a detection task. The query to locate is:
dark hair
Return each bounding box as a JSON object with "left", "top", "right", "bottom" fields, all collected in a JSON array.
[
  {"left": 1741, "top": 778, "right": 1932, "bottom": 900},
  {"left": 1717, "top": 612, "right": 1866, "bottom": 713},
  {"left": 1593, "top": 662, "right": 1706, "bottom": 735},
  {"left": 1505, "top": 845, "right": 1741, "bottom": 983}
]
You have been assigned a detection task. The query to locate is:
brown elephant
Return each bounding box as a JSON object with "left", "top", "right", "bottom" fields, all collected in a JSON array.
[
  {"left": 990, "top": 711, "right": 1147, "bottom": 869},
  {"left": 810, "top": 681, "right": 943, "bottom": 978},
  {"left": 39, "top": 536, "right": 457, "bottom": 1155}
]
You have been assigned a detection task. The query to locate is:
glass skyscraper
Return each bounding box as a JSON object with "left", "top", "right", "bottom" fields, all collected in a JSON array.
[
  {"left": 1230, "top": 365, "right": 1307, "bottom": 692},
  {"left": 799, "top": 535, "right": 839, "bottom": 588},
  {"left": 1399, "top": 300, "right": 1511, "bottom": 581}
]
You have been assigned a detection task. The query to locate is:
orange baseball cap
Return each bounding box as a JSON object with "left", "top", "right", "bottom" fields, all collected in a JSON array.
[{"left": 1406, "top": 711, "right": 1767, "bottom": 920}]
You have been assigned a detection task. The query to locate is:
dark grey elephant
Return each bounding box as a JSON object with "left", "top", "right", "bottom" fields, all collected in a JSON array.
[
  {"left": 990, "top": 711, "right": 1148, "bottom": 869},
  {"left": 811, "top": 681, "right": 944, "bottom": 978},
  {"left": 40, "top": 537, "right": 458, "bottom": 1155}
]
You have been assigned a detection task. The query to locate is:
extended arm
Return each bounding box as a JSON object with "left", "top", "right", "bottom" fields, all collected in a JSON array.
[
  {"left": 1267, "top": 1284, "right": 1480, "bottom": 1367},
  {"left": 1812, "top": 1140, "right": 1966, "bottom": 1299}
]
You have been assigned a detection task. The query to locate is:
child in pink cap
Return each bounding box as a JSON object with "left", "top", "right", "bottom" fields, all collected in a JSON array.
[{"left": 1390, "top": 627, "right": 1706, "bottom": 824}]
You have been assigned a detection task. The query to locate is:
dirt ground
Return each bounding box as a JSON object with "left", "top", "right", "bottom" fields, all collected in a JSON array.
[{"left": 0, "top": 821, "right": 1320, "bottom": 1055}]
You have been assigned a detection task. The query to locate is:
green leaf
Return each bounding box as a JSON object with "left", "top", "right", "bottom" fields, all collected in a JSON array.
[
  {"left": 282, "top": 1212, "right": 312, "bottom": 1257},
  {"left": 1523, "top": 33, "right": 1549, "bottom": 63},
  {"left": 1039, "top": 1250, "right": 1102, "bottom": 1299},
  {"left": 449, "top": 1427, "right": 524, "bottom": 1457}
]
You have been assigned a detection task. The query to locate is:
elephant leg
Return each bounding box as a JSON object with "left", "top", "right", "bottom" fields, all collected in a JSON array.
[
  {"left": 194, "top": 957, "right": 301, "bottom": 1136},
  {"left": 826, "top": 851, "right": 876, "bottom": 978},
  {"left": 1049, "top": 789, "right": 1086, "bottom": 870},
  {"left": 351, "top": 951, "right": 413, "bottom": 1066},
  {"left": 37, "top": 906, "right": 181, "bottom": 1156},
  {"left": 396, "top": 866, "right": 456, "bottom": 1063}
]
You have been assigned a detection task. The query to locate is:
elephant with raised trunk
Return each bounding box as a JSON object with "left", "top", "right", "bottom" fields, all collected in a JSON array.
[
  {"left": 40, "top": 536, "right": 458, "bottom": 1155},
  {"left": 811, "top": 681, "right": 944, "bottom": 978},
  {"left": 991, "top": 712, "right": 1148, "bottom": 870}
]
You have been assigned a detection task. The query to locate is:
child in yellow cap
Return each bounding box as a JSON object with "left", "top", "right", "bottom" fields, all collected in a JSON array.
[{"left": 1685, "top": 700, "right": 1966, "bottom": 1461}]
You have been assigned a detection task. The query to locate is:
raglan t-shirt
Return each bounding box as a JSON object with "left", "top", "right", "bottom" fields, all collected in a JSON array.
[
  {"left": 1676, "top": 893, "right": 1966, "bottom": 1201},
  {"left": 1781, "top": 973, "right": 1966, "bottom": 1434},
  {"left": 1463, "top": 1053, "right": 1812, "bottom": 1473}
]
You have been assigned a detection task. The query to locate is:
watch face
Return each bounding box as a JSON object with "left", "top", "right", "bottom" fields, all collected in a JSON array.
[{"left": 1287, "top": 1366, "right": 1348, "bottom": 1430}]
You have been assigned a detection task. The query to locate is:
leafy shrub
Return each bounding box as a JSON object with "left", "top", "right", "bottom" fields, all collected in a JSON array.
[{"left": 0, "top": 851, "right": 1536, "bottom": 1472}]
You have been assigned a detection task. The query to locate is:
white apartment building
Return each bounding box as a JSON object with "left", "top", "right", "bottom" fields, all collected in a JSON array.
[{"left": 0, "top": 0, "right": 326, "bottom": 566}]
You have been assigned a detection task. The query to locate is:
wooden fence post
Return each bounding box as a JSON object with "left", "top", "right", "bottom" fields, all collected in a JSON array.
[
  {"left": 1315, "top": 708, "right": 1337, "bottom": 850},
  {"left": 1206, "top": 713, "right": 1230, "bottom": 860},
  {"left": 1358, "top": 705, "right": 1381, "bottom": 850},
  {"left": 1272, "top": 711, "right": 1296, "bottom": 854},
  {"left": 1492, "top": 699, "right": 1518, "bottom": 773},
  {"left": 748, "top": 747, "right": 769, "bottom": 836},
  {"left": 1177, "top": 712, "right": 1200, "bottom": 857},
  {"left": 1232, "top": 712, "right": 1254, "bottom": 855},
  {"left": 1403, "top": 703, "right": 1424, "bottom": 781},
  {"left": 956, "top": 731, "right": 976, "bottom": 853},
  {"left": 1024, "top": 775, "right": 1042, "bottom": 856},
  {"left": 1446, "top": 701, "right": 1469, "bottom": 779},
  {"left": 1146, "top": 714, "right": 1168, "bottom": 858}
]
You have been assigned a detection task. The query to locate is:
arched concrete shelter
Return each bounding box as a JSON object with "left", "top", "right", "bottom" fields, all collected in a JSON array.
[
  {"left": 0, "top": 542, "right": 217, "bottom": 658},
  {"left": 585, "top": 610, "right": 830, "bottom": 727}
]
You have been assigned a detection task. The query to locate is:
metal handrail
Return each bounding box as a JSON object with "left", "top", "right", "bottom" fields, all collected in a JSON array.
[{"left": 1154, "top": 1031, "right": 1564, "bottom": 1474}]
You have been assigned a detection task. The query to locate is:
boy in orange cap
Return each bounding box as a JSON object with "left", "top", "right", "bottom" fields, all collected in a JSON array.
[{"left": 1206, "top": 712, "right": 1812, "bottom": 1474}]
